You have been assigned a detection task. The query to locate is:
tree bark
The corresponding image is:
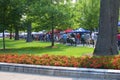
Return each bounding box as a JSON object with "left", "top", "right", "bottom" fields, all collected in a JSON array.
[
  {"left": 14, "top": 26, "right": 19, "bottom": 40},
  {"left": 51, "top": 0, "right": 55, "bottom": 47},
  {"left": 9, "top": 26, "right": 12, "bottom": 39},
  {"left": 26, "top": 21, "right": 32, "bottom": 42},
  {"left": 51, "top": 25, "right": 54, "bottom": 47},
  {"left": 93, "top": 0, "right": 119, "bottom": 56},
  {"left": 2, "top": 27, "right": 5, "bottom": 51}
]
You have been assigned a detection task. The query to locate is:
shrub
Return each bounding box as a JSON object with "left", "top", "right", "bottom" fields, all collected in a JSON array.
[{"left": 0, "top": 54, "right": 120, "bottom": 69}]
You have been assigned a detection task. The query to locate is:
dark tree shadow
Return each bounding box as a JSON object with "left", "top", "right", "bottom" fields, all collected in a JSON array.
[{"left": 0, "top": 43, "right": 72, "bottom": 55}]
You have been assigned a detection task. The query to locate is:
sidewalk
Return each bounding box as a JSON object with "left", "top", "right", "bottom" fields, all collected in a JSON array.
[
  {"left": 65, "top": 43, "right": 94, "bottom": 48},
  {"left": 0, "top": 71, "right": 103, "bottom": 80}
]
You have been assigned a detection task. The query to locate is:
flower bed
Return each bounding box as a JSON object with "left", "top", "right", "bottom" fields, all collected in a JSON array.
[{"left": 0, "top": 54, "right": 120, "bottom": 69}]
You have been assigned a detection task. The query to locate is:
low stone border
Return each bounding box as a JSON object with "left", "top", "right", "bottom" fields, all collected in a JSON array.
[{"left": 0, "top": 62, "right": 120, "bottom": 79}]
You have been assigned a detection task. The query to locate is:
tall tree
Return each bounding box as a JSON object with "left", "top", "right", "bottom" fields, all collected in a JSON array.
[
  {"left": 24, "top": 0, "right": 38, "bottom": 42},
  {"left": 78, "top": 0, "right": 100, "bottom": 31},
  {"left": 93, "top": 0, "right": 120, "bottom": 56},
  {"left": 7, "top": 0, "right": 25, "bottom": 40},
  {"left": 0, "top": 0, "right": 10, "bottom": 50},
  {"left": 32, "top": 0, "right": 76, "bottom": 46}
]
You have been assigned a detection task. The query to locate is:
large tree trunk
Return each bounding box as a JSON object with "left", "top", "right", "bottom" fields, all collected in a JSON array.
[
  {"left": 26, "top": 21, "right": 32, "bottom": 42},
  {"left": 14, "top": 26, "right": 19, "bottom": 40},
  {"left": 93, "top": 0, "right": 119, "bottom": 56}
]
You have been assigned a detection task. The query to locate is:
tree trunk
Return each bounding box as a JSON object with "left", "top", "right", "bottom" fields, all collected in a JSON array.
[
  {"left": 93, "top": 0, "right": 119, "bottom": 56},
  {"left": 26, "top": 21, "right": 32, "bottom": 42},
  {"left": 51, "top": 26, "right": 54, "bottom": 47},
  {"left": 2, "top": 27, "right": 5, "bottom": 51},
  {"left": 51, "top": 13, "right": 54, "bottom": 47},
  {"left": 9, "top": 26, "right": 12, "bottom": 39},
  {"left": 14, "top": 26, "right": 19, "bottom": 40}
]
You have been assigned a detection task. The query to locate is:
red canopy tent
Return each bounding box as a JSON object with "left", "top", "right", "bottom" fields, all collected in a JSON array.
[{"left": 64, "top": 29, "right": 73, "bottom": 33}]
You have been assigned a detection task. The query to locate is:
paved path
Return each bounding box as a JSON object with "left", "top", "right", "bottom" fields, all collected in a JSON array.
[{"left": 0, "top": 71, "right": 104, "bottom": 80}]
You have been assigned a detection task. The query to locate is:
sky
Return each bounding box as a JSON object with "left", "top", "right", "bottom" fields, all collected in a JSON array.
[{"left": 72, "top": 0, "right": 76, "bottom": 3}]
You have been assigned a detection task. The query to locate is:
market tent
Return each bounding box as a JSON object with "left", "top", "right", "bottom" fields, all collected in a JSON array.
[
  {"left": 118, "top": 22, "right": 120, "bottom": 26},
  {"left": 38, "top": 31, "right": 44, "bottom": 34},
  {"left": 64, "top": 29, "right": 73, "bottom": 33},
  {"left": 73, "top": 28, "right": 90, "bottom": 33},
  {"left": 32, "top": 32, "right": 38, "bottom": 35}
]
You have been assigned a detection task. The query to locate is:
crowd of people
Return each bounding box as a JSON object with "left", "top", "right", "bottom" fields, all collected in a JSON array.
[
  {"left": 20, "top": 31, "right": 120, "bottom": 49},
  {"left": 31, "top": 32, "right": 98, "bottom": 47},
  {"left": 59, "top": 32, "right": 98, "bottom": 47}
]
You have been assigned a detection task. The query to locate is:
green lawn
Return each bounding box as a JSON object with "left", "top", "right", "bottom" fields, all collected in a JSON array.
[{"left": 0, "top": 38, "right": 94, "bottom": 57}]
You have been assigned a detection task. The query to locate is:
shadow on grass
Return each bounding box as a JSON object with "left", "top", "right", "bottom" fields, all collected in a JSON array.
[
  {"left": 0, "top": 44, "right": 71, "bottom": 55},
  {"left": 0, "top": 39, "right": 27, "bottom": 48},
  {"left": 0, "top": 39, "right": 94, "bottom": 57}
]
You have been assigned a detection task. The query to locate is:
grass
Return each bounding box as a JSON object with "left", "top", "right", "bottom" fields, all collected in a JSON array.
[{"left": 0, "top": 38, "right": 94, "bottom": 57}]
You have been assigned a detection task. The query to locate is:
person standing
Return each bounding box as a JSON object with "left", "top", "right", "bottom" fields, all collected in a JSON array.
[
  {"left": 62, "top": 33, "right": 67, "bottom": 44},
  {"left": 117, "top": 33, "right": 120, "bottom": 49},
  {"left": 76, "top": 33, "right": 80, "bottom": 44},
  {"left": 91, "top": 32, "right": 98, "bottom": 47}
]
